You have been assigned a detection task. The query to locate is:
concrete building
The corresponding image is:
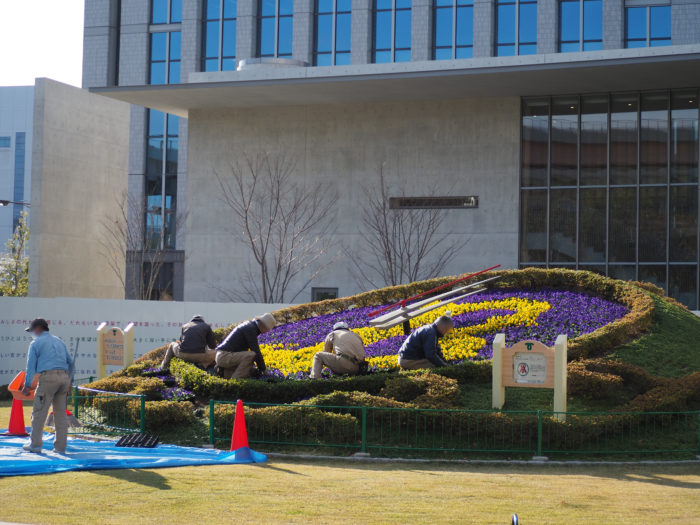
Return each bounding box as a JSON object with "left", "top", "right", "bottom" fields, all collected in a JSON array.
[
  {"left": 0, "top": 86, "right": 33, "bottom": 241},
  {"left": 86, "top": 0, "right": 700, "bottom": 309},
  {"left": 28, "top": 78, "right": 131, "bottom": 299}
]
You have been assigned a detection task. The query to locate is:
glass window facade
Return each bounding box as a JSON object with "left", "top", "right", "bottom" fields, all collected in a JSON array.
[
  {"left": 12, "top": 132, "right": 25, "bottom": 232},
  {"left": 152, "top": 0, "right": 182, "bottom": 24},
  {"left": 150, "top": 31, "right": 181, "bottom": 84},
  {"left": 0, "top": 136, "right": 10, "bottom": 148},
  {"left": 203, "top": 0, "right": 237, "bottom": 71},
  {"left": 373, "top": 0, "right": 412, "bottom": 63},
  {"left": 315, "top": 0, "right": 352, "bottom": 65},
  {"left": 258, "top": 0, "right": 294, "bottom": 58},
  {"left": 559, "top": 0, "right": 602, "bottom": 52},
  {"left": 520, "top": 92, "right": 700, "bottom": 309},
  {"left": 626, "top": 5, "right": 671, "bottom": 48},
  {"left": 495, "top": 0, "right": 537, "bottom": 56},
  {"left": 146, "top": 110, "right": 179, "bottom": 250},
  {"left": 433, "top": 0, "right": 473, "bottom": 60}
]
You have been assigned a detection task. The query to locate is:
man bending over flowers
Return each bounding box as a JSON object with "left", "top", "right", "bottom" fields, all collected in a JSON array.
[
  {"left": 397, "top": 315, "right": 453, "bottom": 370},
  {"left": 215, "top": 313, "right": 276, "bottom": 379},
  {"left": 310, "top": 322, "right": 366, "bottom": 379}
]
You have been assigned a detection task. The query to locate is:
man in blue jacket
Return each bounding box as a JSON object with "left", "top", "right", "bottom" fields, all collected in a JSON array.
[
  {"left": 21, "top": 318, "right": 73, "bottom": 454},
  {"left": 398, "top": 315, "right": 454, "bottom": 370},
  {"left": 215, "top": 313, "right": 276, "bottom": 379}
]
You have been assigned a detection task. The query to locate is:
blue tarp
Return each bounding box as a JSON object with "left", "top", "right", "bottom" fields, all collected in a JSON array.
[{"left": 0, "top": 430, "right": 266, "bottom": 477}]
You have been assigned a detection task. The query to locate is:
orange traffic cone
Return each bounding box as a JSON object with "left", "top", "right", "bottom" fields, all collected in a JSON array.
[
  {"left": 230, "top": 399, "right": 249, "bottom": 451},
  {"left": 4, "top": 399, "right": 29, "bottom": 436}
]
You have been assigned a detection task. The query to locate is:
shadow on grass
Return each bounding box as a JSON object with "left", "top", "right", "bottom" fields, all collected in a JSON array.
[
  {"left": 265, "top": 456, "right": 700, "bottom": 489},
  {"left": 93, "top": 468, "right": 172, "bottom": 490},
  {"left": 257, "top": 463, "right": 309, "bottom": 476}
]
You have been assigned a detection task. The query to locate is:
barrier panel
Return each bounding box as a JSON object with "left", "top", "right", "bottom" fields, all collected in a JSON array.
[
  {"left": 209, "top": 401, "right": 700, "bottom": 459},
  {"left": 69, "top": 387, "right": 145, "bottom": 435}
]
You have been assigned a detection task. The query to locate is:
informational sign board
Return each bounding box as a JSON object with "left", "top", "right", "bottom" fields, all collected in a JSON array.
[
  {"left": 103, "top": 327, "right": 125, "bottom": 366},
  {"left": 492, "top": 335, "right": 568, "bottom": 421}
]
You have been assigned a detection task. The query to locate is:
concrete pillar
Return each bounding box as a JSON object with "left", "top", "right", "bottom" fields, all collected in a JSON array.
[
  {"left": 537, "top": 0, "right": 557, "bottom": 54},
  {"left": 412, "top": 0, "right": 432, "bottom": 61},
  {"left": 118, "top": 0, "right": 150, "bottom": 86},
  {"left": 473, "top": 0, "right": 494, "bottom": 57},
  {"left": 294, "top": 0, "right": 315, "bottom": 63},
  {"left": 237, "top": 0, "right": 259, "bottom": 60},
  {"left": 602, "top": 0, "right": 623, "bottom": 50},
  {"left": 182, "top": 0, "right": 203, "bottom": 76},
  {"left": 352, "top": 0, "right": 373, "bottom": 64},
  {"left": 82, "top": 0, "right": 121, "bottom": 88}
]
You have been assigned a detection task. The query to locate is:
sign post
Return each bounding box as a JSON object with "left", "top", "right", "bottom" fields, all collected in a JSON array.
[
  {"left": 492, "top": 334, "right": 567, "bottom": 421},
  {"left": 96, "top": 322, "right": 135, "bottom": 378}
]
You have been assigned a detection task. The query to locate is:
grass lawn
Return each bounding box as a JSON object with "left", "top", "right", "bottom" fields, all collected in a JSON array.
[
  {"left": 0, "top": 459, "right": 699, "bottom": 524},
  {"left": 610, "top": 295, "right": 700, "bottom": 378}
]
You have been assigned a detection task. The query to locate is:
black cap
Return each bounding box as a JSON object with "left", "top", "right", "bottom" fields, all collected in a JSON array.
[{"left": 25, "top": 318, "right": 49, "bottom": 332}]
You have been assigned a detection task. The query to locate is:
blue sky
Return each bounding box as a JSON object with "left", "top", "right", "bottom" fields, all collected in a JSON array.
[{"left": 0, "top": 0, "right": 85, "bottom": 87}]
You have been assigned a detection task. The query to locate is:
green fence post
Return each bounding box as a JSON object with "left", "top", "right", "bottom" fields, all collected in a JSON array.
[
  {"left": 361, "top": 406, "right": 367, "bottom": 453},
  {"left": 72, "top": 386, "right": 79, "bottom": 420},
  {"left": 536, "top": 410, "right": 543, "bottom": 457},
  {"left": 209, "top": 399, "right": 215, "bottom": 445},
  {"left": 139, "top": 395, "right": 146, "bottom": 433}
]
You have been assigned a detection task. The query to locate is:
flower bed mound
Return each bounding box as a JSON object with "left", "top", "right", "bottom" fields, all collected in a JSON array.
[
  {"left": 88, "top": 269, "right": 661, "bottom": 406},
  {"left": 255, "top": 288, "right": 628, "bottom": 378}
]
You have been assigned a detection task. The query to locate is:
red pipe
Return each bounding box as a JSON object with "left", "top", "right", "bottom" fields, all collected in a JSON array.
[{"left": 368, "top": 265, "right": 501, "bottom": 317}]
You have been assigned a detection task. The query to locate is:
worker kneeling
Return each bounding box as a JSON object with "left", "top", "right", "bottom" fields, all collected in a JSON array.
[
  {"left": 398, "top": 315, "right": 453, "bottom": 370},
  {"left": 310, "top": 322, "right": 366, "bottom": 379},
  {"left": 160, "top": 315, "right": 217, "bottom": 371},
  {"left": 215, "top": 313, "right": 276, "bottom": 379}
]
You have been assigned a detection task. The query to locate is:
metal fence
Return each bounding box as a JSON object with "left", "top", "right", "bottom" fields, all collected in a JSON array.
[
  {"left": 209, "top": 401, "right": 700, "bottom": 459},
  {"left": 67, "top": 387, "right": 145, "bottom": 435}
]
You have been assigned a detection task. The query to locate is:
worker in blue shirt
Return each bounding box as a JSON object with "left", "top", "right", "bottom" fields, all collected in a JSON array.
[
  {"left": 21, "top": 318, "right": 73, "bottom": 454},
  {"left": 398, "top": 315, "right": 454, "bottom": 370}
]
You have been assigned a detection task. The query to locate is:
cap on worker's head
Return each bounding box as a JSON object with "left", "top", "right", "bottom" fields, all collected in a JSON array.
[
  {"left": 256, "top": 313, "right": 277, "bottom": 331},
  {"left": 333, "top": 321, "right": 349, "bottom": 330},
  {"left": 435, "top": 315, "right": 454, "bottom": 328},
  {"left": 191, "top": 314, "right": 205, "bottom": 322},
  {"left": 25, "top": 318, "right": 49, "bottom": 332}
]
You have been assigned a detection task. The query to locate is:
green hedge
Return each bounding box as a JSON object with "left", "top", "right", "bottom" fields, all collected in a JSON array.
[{"left": 170, "top": 358, "right": 491, "bottom": 404}]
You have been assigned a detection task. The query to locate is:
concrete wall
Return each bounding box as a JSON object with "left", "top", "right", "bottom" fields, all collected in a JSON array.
[
  {"left": 28, "top": 79, "right": 131, "bottom": 299},
  {"left": 184, "top": 97, "right": 520, "bottom": 302}
]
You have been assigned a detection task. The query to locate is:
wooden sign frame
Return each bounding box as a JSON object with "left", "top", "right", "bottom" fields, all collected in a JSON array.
[
  {"left": 97, "top": 322, "right": 135, "bottom": 378},
  {"left": 492, "top": 334, "right": 568, "bottom": 421}
]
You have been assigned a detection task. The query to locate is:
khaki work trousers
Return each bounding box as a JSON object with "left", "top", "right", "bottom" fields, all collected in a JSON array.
[
  {"left": 398, "top": 357, "right": 436, "bottom": 370},
  {"left": 31, "top": 369, "right": 71, "bottom": 452},
  {"left": 160, "top": 341, "right": 216, "bottom": 369},
  {"left": 215, "top": 350, "right": 256, "bottom": 379},
  {"left": 310, "top": 352, "right": 359, "bottom": 379}
]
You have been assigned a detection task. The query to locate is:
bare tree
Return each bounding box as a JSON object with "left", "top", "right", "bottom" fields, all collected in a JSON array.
[
  {"left": 214, "top": 152, "right": 336, "bottom": 303},
  {"left": 99, "top": 191, "right": 186, "bottom": 300},
  {"left": 350, "top": 167, "right": 470, "bottom": 288}
]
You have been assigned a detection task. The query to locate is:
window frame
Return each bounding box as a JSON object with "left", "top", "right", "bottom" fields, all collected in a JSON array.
[
  {"left": 495, "top": 0, "right": 537, "bottom": 57},
  {"left": 432, "top": 0, "right": 474, "bottom": 60},
  {"left": 149, "top": 30, "right": 181, "bottom": 84},
  {"left": 519, "top": 90, "right": 700, "bottom": 309},
  {"left": 373, "top": 0, "right": 412, "bottom": 63},
  {"left": 152, "top": 0, "right": 182, "bottom": 25},
  {"left": 313, "top": 0, "right": 352, "bottom": 65},
  {"left": 202, "top": 0, "right": 238, "bottom": 71},
  {"left": 558, "top": 0, "right": 602, "bottom": 52},
  {"left": 624, "top": 4, "right": 672, "bottom": 48},
  {"left": 257, "top": 0, "right": 294, "bottom": 58},
  {"left": 145, "top": 110, "right": 179, "bottom": 251}
]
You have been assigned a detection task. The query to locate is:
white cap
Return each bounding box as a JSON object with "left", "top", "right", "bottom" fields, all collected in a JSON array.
[
  {"left": 333, "top": 321, "right": 349, "bottom": 330},
  {"left": 256, "top": 313, "right": 277, "bottom": 331}
]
